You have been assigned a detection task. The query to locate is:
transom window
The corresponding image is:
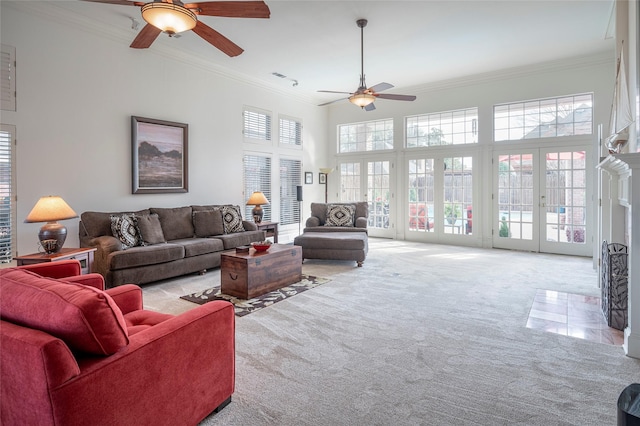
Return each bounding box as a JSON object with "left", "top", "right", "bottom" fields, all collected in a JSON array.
[
  {"left": 279, "top": 115, "right": 302, "bottom": 147},
  {"left": 338, "top": 118, "right": 393, "bottom": 153},
  {"left": 406, "top": 108, "right": 478, "bottom": 147},
  {"left": 243, "top": 106, "right": 272, "bottom": 142},
  {"left": 494, "top": 93, "right": 593, "bottom": 142}
]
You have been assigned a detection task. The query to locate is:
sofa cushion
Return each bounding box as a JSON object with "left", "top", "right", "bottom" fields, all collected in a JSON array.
[
  {"left": 136, "top": 213, "right": 166, "bottom": 245},
  {"left": 172, "top": 238, "right": 224, "bottom": 257},
  {"left": 108, "top": 243, "right": 185, "bottom": 270},
  {"left": 110, "top": 214, "right": 143, "bottom": 249},
  {"left": 123, "top": 310, "right": 174, "bottom": 336},
  {"left": 193, "top": 209, "right": 224, "bottom": 237},
  {"left": 325, "top": 204, "right": 356, "bottom": 227},
  {"left": 213, "top": 230, "right": 265, "bottom": 250},
  {"left": 0, "top": 269, "right": 129, "bottom": 355},
  {"left": 220, "top": 205, "right": 245, "bottom": 234},
  {"left": 81, "top": 209, "right": 151, "bottom": 239},
  {"left": 150, "top": 207, "right": 194, "bottom": 241}
]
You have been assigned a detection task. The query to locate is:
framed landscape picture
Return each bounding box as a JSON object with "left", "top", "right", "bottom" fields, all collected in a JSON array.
[{"left": 132, "top": 116, "right": 188, "bottom": 194}]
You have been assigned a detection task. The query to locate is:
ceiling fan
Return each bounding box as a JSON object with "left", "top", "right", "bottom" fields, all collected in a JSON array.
[
  {"left": 81, "top": 0, "right": 270, "bottom": 57},
  {"left": 318, "top": 19, "right": 416, "bottom": 111}
]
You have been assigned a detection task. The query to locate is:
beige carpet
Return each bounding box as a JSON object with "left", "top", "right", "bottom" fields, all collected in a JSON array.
[{"left": 141, "top": 238, "right": 639, "bottom": 425}]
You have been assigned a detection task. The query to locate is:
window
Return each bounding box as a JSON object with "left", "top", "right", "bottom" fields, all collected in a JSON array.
[
  {"left": 243, "top": 154, "right": 272, "bottom": 221},
  {"left": 279, "top": 115, "right": 302, "bottom": 147},
  {"left": 494, "top": 93, "right": 593, "bottom": 142},
  {"left": 408, "top": 158, "right": 435, "bottom": 232},
  {"left": 243, "top": 106, "right": 271, "bottom": 142},
  {"left": 1, "top": 45, "right": 16, "bottom": 112},
  {"left": 279, "top": 158, "right": 301, "bottom": 226},
  {"left": 338, "top": 118, "right": 393, "bottom": 153},
  {"left": 406, "top": 108, "right": 478, "bottom": 147},
  {"left": 340, "top": 162, "right": 361, "bottom": 201},
  {"left": 0, "top": 124, "right": 16, "bottom": 262}
]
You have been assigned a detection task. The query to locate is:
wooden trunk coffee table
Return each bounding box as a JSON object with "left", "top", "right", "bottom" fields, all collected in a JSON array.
[{"left": 220, "top": 244, "right": 302, "bottom": 299}]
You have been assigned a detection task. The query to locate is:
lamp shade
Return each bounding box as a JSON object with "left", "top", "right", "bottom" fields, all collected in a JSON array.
[
  {"left": 319, "top": 168, "right": 334, "bottom": 175},
  {"left": 141, "top": 2, "right": 197, "bottom": 34},
  {"left": 349, "top": 93, "right": 375, "bottom": 108},
  {"left": 246, "top": 191, "right": 270, "bottom": 206},
  {"left": 25, "top": 196, "right": 78, "bottom": 223}
]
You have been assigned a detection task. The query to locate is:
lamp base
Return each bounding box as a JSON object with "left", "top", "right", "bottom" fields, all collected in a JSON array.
[
  {"left": 252, "top": 205, "right": 264, "bottom": 224},
  {"left": 38, "top": 222, "right": 67, "bottom": 254}
]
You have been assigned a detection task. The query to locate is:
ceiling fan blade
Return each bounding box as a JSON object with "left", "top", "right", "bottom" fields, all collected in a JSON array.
[
  {"left": 192, "top": 21, "right": 244, "bottom": 57},
  {"left": 375, "top": 93, "right": 417, "bottom": 101},
  {"left": 130, "top": 23, "right": 162, "bottom": 49},
  {"left": 185, "top": 1, "right": 270, "bottom": 18},
  {"left": 81, "top": 0, "right": 140, "bottom": 5},
  {"left": 368, "top": 82, "right": 393, "bottom": 93},
  {"left": 318, "top": 90, "right": 353, "bottom": 95},
  {"left": 318, "top": 97, "right": 349, "bottom": 107},
  {"left": 364, "top": 103, "right": 376, "bottom": 112}
]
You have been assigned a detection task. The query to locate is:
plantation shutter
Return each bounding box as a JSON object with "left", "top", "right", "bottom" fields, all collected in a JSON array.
[
  {"left": 279, "top": 115, "right": 302, "bottom": 147},
  {"left": 1, "top": 45, "right": 16, "bottom": 111},
  {"left": 243, "top": 154, "right": 272, "bottom": 221},
  {"left": 243, "top": 107, "right": 272, "bottom": 142},
  {"left": 0, "top": 124, "right": 16, "bottom": 262},
  {"left": 279, "top": 158, "right": 301, "bottom": 226}
]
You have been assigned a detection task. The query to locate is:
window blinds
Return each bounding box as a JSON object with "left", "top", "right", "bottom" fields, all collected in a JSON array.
[
  {"left": 0, "top": 125, "right": 16, "bottom": 263},
  {"left": 243, "top": 107, "right": 272, "bottom": 141},
  {"left": 243, "top": 154, "right": 272, "bottom": 221},
  {"left": 279, "top": 158, "right": 301, "bottom": 226}
]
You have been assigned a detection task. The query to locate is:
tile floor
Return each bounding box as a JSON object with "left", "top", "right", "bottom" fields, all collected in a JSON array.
[{"left": 526, "top": 289, "right": 624, "bottom": 346}]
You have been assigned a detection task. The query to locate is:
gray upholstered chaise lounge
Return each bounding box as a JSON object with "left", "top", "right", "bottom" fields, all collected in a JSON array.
[{"left": 293, "top": 202, "right": 368, "bottom": 267}]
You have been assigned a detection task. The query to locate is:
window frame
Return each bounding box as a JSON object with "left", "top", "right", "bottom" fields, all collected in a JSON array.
[
  {"left": 0, "top": 124, "right": 16, "bottom": 263},
  {"left": 243, "top": 106, "right": 272, "bottom": 143}
]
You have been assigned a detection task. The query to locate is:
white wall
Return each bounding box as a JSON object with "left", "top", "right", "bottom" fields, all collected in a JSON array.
[{"left": 0, "top": 2, "right": 328, "bottom": 255}]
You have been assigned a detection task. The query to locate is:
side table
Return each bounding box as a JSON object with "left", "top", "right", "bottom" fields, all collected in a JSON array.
[
  {"left": 14, "top": 247, "right": 97, "bottom": 275},
  {"left": 255, "top": 221, "right": 279, "bottom": 243}
]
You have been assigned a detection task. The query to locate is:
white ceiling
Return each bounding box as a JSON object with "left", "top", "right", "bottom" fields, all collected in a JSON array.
[{"left": 45, "top": 0, "right": 615, "bottom": 105}]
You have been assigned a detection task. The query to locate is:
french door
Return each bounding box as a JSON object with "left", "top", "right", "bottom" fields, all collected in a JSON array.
[
  {"left": 493, "top": 146, "right": 591, "bottom": 256},
  {"left": 339, "top": 158, "right": 394, "bottom": 238}
]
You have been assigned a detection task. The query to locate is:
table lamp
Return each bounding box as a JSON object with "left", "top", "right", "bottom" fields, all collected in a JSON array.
[
  {"left": 24, "top": 195, "right": 78, "bottom": 254},
  {"left": 246, "top": 191, "right": 269, "bottom": 223}
]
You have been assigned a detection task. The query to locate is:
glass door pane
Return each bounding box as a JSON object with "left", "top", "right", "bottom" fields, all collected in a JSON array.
[
  {"left": 493, "top": 151, "right": 537, "bottom": 251},
  {"left": 408, "top": 158, "right": 435, "bottom": 233},
  {"left": 367, "top": 160, "right": 391, "bottom": 231},
  {"left": 340, "top": 162, "right": 361, "bottom": 201},
  {"left": 443, "top": 156, "right": 473, "bottom": 235},
  {"left": 540, "top": 149, "right": 590, "bottom": 256}
]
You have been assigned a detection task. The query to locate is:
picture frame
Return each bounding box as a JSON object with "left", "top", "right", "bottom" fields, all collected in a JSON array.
[
  {"left": 305, "top": 171, "right": 313, "bottom": 184},
  {"left": 319, "top": 173, "right": 327, "bottom": 184},
  {"left": 132, "top": 116, "right": 188, "bottom": 194}
]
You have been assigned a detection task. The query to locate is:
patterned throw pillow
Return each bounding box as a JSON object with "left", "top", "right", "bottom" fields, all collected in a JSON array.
[
  {"left": 324, "top": 204, "right": 356, "bottom": 227},
  {"left": 220, "top": 205, "right": 245, "bottom": 234},
  {"left": 110, "top": 214, "right": 142, "bottom": 249}
]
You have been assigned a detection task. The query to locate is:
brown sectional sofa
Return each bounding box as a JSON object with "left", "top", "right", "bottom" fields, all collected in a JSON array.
[{"left": 80, "top": 205, "right": 265, "bottom": 287}]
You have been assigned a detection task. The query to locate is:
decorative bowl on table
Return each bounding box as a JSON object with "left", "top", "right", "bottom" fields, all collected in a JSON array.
[{"left": 251, "top": 241, "right": 272, "bottom": 252}]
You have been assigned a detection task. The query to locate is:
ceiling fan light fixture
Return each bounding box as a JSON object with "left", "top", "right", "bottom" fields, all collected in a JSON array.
[
  {"left": 349, "top": 93, "right": 375, "bottom": 108},
  {"left": 141, "top": 2, "right": 197, "bottom": 35}
]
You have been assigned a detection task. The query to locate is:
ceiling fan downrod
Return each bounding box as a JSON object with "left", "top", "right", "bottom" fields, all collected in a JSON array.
[{"left": 357, "top": 19, "right": 367, "bottom": 91}]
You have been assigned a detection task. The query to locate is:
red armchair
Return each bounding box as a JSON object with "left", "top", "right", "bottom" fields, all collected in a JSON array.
[{"left": 0, "top": 260, "right": 235, "bottom": 426}]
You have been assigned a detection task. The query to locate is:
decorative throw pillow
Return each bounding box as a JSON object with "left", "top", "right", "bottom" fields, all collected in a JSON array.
[
  {"left": 110, "top": 214, "right": 142, "bottom": 249},
  {"left": 193, "top": 209, "right": 225, "bottom": 237},
  {"left": 220, "top": 205, "right": 245, "bottom": 234},
  {"left": 135, "top": 214, "right": 166, "bottom": 245},
  {"left": 325, "top": 204, "right": 356, "bottom": 227}
]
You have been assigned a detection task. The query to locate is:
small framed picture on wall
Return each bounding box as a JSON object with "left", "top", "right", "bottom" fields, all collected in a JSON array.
[
  {"left": 319, "top": 173, "right": 327, "bottom": 184},
  {"left": 305, "top": 172, "right": 313, "bottom": 184}
]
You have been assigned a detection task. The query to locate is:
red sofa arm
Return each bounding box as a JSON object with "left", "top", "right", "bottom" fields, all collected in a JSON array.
[
  {"left": 49, "top": 301, "right": 235, "bottom": 426},
  {"left": 17, "top": 260, "right": 81, "bottom": 279},
  {"left": 105, "top": 285, "right": 143, "bottom": 314}
]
